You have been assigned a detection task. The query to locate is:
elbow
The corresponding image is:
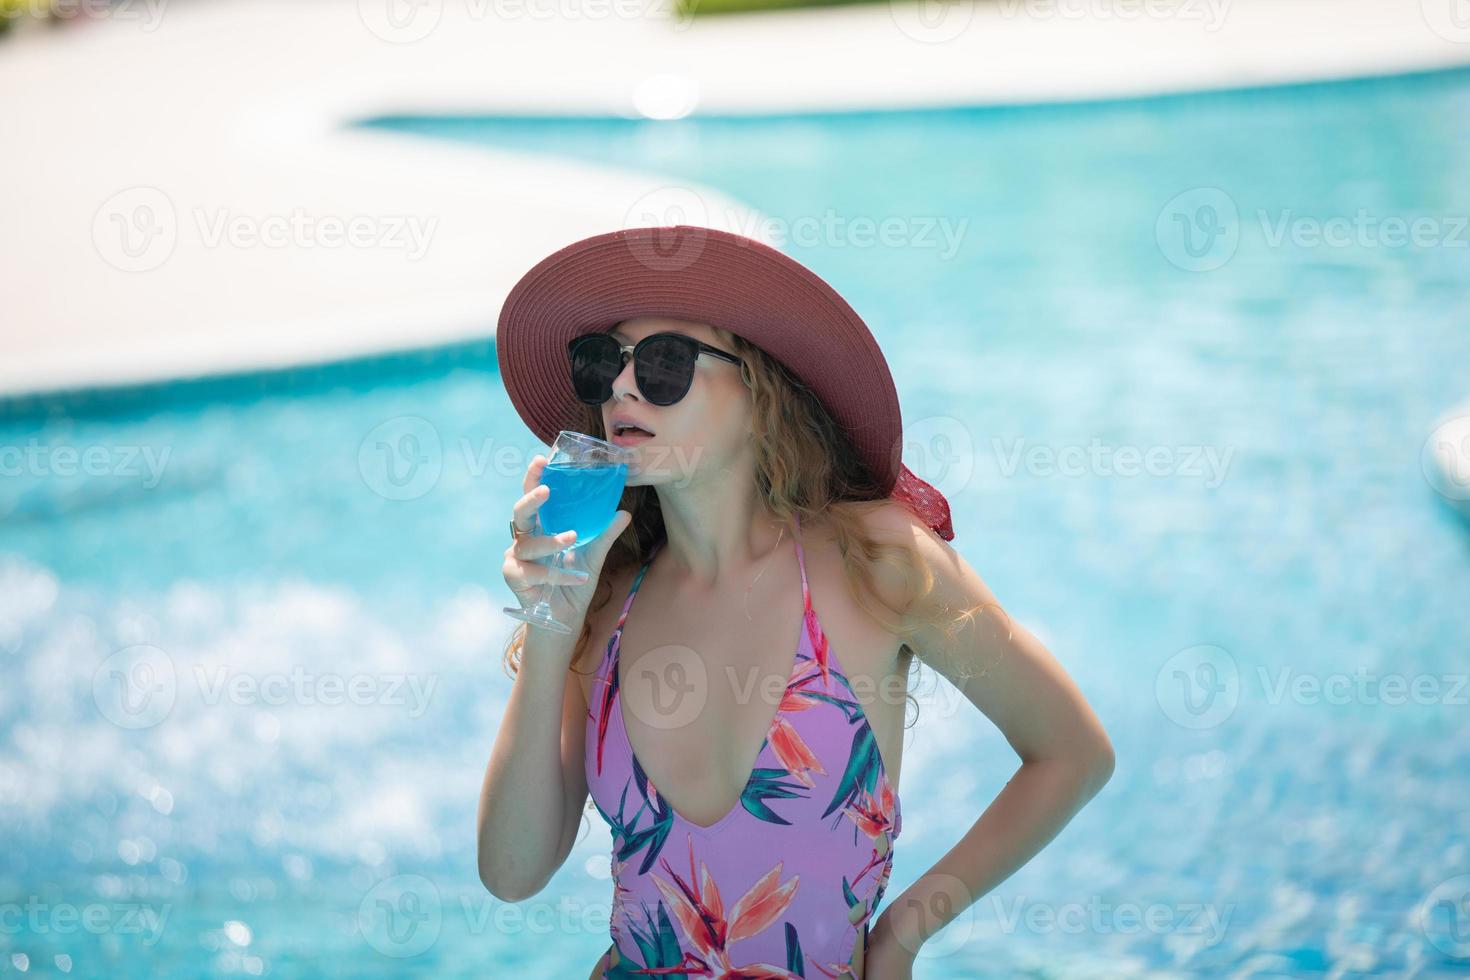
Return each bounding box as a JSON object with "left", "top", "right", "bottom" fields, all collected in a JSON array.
[
  {"left": 479, "top": 866, "right": 539, "bottom": 904},
  {"left": 1080, "top": 735, "right": 1115, "bottom": 798},
  {"left": 478, "top": 851, "right": 544, "bottom": 904}
]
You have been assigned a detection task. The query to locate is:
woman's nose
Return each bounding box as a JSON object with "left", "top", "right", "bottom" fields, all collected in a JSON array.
[{"left": 610, "top": 352, "right": 640, "bottom": 400}]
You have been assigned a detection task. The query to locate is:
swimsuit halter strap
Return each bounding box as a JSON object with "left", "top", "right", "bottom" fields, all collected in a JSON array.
[{"left": 792, "top": 511, "right": 809, "bottom": 596}]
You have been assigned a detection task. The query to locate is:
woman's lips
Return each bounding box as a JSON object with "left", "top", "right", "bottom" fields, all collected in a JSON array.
[{"left": 610, "top": 429, "right": 654, "bottom": 448}]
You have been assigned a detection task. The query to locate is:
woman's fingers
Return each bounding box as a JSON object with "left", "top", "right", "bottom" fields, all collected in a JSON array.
[
  {"left": 511, "top": 454, "right": 552, "bottom": 534},
  {"left": 511, "top": 528, "right": 578, "bottom": 563},
  {"left": 521, "top": 453, "right": 548, "bottom": 495},
  {"left": 511, "top": 483, "right": 549, "bottom": 535},
  {"left": 504, "top": 550, "right": 590, "bottom": 591}
]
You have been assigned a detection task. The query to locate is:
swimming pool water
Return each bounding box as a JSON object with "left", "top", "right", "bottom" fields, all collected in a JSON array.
[{"left": 3, "top": 67, "right": 1470, "bottom": 977}]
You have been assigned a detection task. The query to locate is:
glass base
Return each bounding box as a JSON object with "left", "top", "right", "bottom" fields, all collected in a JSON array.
[{"left": 503, "top": 604, "right": 575, "bottom": 635}]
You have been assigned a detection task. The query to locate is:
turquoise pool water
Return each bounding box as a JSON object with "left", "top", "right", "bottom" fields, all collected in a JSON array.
[{"left": 3, "top": 67, "right": 1470, "bottom": 977}]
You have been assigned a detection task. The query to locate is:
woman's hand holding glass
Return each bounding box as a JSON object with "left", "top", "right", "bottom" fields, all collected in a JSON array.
[{"left": 502, "top": 451, "right": 632, "bottom": 635}]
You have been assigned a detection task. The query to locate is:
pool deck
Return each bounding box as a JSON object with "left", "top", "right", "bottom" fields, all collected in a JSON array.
[{"left": 3, "top": 0, "right": 1468, "bottom": 399}]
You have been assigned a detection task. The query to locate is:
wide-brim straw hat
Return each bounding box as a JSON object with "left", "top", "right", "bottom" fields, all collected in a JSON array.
[{"left": 496, "top": 224, "right": 954, "bottom": 541}]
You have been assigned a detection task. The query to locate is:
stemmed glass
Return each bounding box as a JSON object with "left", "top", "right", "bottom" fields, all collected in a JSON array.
[{"left": 503, "top": 430, "right": 634, "bottom": 634}]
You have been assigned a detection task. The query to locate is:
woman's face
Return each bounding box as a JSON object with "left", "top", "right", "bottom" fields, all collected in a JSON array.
[{"left": 600, "top": 316, "right": 748, "bottom": 487}]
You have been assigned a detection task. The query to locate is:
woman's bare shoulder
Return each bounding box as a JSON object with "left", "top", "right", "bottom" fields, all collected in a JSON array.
[{"left": 832, "top": 499, "right": 951, "bottom": 614}]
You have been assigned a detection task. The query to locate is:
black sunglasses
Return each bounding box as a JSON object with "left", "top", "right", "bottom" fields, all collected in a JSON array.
[{"left": 567, "top": 331, "right": 743, "bottom": 407}]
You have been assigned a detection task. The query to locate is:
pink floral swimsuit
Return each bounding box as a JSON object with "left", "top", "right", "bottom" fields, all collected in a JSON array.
[{"left": 585, "top": 513, "right": 903, "bottom": 978}]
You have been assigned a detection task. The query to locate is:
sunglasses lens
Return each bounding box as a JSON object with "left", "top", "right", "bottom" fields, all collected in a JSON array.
[
  {"left": 636, "top": 335, "right": 698, "bottom": 406},
  {"left": 569, "top": 335, "right": 622, "bottom": 404}
]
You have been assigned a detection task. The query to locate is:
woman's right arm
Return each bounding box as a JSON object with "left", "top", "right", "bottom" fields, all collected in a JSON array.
[
  {"left": 476, "top": 627, "right": 592, "bottom": 901},
  {"left": 477, "top": 454, "right": 631, "bottom": 901}
]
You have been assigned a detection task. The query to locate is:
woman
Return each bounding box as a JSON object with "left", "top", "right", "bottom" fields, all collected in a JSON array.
[{"left": 478, "top": 226, "right": 1115, "bottom": 978}]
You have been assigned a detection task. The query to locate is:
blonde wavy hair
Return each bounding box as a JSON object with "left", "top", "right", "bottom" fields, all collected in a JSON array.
[{"left": 500, "top": 323, "right": 983, "bottom": 725}]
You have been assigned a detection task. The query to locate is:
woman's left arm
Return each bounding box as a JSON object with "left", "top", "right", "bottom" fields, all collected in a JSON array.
[{"left": 861, "top": 503, "right": 1116, "bottom": 973}]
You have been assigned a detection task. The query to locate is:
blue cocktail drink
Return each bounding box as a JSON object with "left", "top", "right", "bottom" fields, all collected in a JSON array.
[
  {"left": 504, "top": 430, "right": 635, "bottom": 634},
  {"left": 537, "top": 460, "right": 628, "bottom": 547}
]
